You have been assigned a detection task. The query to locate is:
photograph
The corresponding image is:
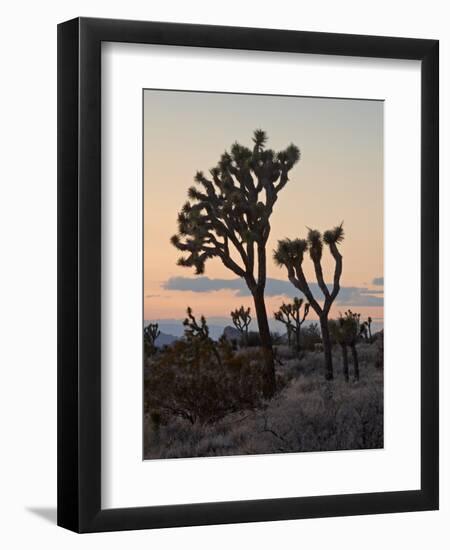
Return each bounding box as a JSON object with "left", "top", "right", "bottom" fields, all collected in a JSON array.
[{"left": 143, "top": 89, "right": 384, "bottom": 460}]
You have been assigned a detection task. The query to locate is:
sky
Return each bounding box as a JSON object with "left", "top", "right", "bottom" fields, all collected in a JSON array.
[{"left": 144, "top": 90, "right": 384, "bottom": 331}]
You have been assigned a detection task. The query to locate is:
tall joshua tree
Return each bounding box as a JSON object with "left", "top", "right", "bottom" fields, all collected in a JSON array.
[
  {"left": 274, "top": 297, "right": 310, "bottom": 354},
  {"left": 171, "top": 130, "right": 301, "bottom": 397},
  {"left": 231, "top": 306, "right": 252, "bottom": 347},
  {"left": 144, "top": 323, "right": 160, "bottom": 357},
  {"left": 274, "top": 224, "right": 344, "bottom": 380}
]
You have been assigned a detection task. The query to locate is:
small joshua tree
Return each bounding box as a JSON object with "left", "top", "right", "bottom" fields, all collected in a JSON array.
[
  {"left": 360, "top": 316, "right": 373, "bottom": 343},
  {"left": 144, "top": 323, "right": 160, "bottom": 357},
  {"left": 275, "top": 306, "right": 293, "bottom": 347},
  {"left": 183, "top": 306, "right": 209, "bottom": 341},
  {"left": 274, "top": 297, "right": 310, "bottom": 354},
  {"left": 171, "top": 130, "right": 301, "bottom": 397},
  {"left": 343, "top": 310, "right": 361, "bottom": 381},
  {"left": 360, "top": 321, "right": 369, "bottom": 342},
  {"left": 329, "top": 317, "right": 350, "bottom": 382},
  {"left": 274, "top": 223, "right": 344, "bottom": 380},
  {"left": 367, "top": 316, "right": 373, "bottom": 343},
  {"left": 183, "top": 307, "right": 221, "bottom": 366},
  {"left": 231, "top": 306, "right": 252, "bottom": 347}
]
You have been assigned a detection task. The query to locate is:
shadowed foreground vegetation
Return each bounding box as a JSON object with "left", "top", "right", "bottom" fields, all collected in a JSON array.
[{"left": 144, "top": 323, "right": 383, "bottom": 459}]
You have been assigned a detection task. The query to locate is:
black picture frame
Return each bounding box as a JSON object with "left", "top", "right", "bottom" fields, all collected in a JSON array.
[{"left": 57, "top": 17, "right": 439, "bottom": 533}]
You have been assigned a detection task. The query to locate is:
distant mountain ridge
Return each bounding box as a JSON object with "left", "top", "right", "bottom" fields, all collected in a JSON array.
[
  {"left": 145, "top": 320, "right": 228, "bottom": 341},
  {"left": 145, "top": 318, "right": 384, "bottom": 343},
  {"left": 154, "top": 331, "right": 178, "bottom": 348}
]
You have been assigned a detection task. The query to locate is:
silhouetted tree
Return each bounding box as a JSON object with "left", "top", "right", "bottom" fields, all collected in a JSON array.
[
  {"left": 183, "top": 307, "right": 221, "bottom": 366},
  {"left": 360, "top": 316, "right": 373, "bottom": 343},
  {"left": 231, "top": 306, "right": 252, "bottom": 346},
  {"left": 274, "top": 297, "right": 310, "bottom": 354},
  {"left": 360, "top": 321, "right": 369, "bottom": 342},
  {"left": 171, "top": 130, "right": 301, "bottom": 397},
  {"left": 329, "top": 317, "right": 350, "bottom": 382},
  {"left": 273, "top": 223, "right": 344, "bottom": 380},
  {"left": 367, "top": 316, "right": 373, "bottom": 343},
  {"left": 144, "top": 323, "right": 160, "bottom": 357},
  {"left": 343, "top": 309, "right": 361, "bottom": 381}
]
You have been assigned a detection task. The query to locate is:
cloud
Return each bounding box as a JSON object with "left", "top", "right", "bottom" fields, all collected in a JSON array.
[
  {"left": 372, "top": 277, "right": 384, "bottom": 286},
  {"left": 163, "top": 276, "right": 383, "bottom": 307}
]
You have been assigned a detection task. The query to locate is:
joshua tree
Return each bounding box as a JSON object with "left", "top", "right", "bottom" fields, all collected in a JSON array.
[
  {"left": 274, "top": 298, "right": 310, "bottom": 354},
  {"left": 171, "top": 130, "right": 301, "bottom": 397},
  {"left": 273, "top": 224, "right": 344, "bottom": 380},
  {"left": 360, "top": 316, "right": 373, "bottom": 343},
  {"left": 329, "top": 317, "right": 350, "bottom": 382},
  {"left": 183, "top": 307, "right": 221, "bottom": 366},
  {"left": 367, "top": 316, "right": 373, "bottom": 343},
  {"left": 343, "top": 309, "right": 361, "bottom": 381},
  {"left": 360, "top": 321, "right": 369, "bottom": 342},
  {"left": 275, "top": 306, "right": 293, "bottom": 347},
  {"left": 231, "top": 306, "right": 252, "bottom": 346},
  {"left": 144, "top": 323, "right": 160, "bottom": 357}
]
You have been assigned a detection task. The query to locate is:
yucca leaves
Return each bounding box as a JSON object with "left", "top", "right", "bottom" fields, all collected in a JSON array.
[
  {"left": 323, "top": 222, "right": 345, "bottom": 245},
  {"left": 252, "top": 129, "right": 267, "bottom": 148}
]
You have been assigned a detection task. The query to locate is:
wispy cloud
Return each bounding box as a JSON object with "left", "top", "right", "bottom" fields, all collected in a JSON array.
[
  {"left": 163, "top": 276, "right": 383, "bottom": 307},
  {"left": 372, "top": 277, "right": 384, "bottom": 286}
]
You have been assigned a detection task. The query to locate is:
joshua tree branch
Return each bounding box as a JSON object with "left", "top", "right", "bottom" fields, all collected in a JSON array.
[
  {"left": 291, "top": 265, "right": 322, "bottom": 315},
  {"left": 312, "top": 257, "right": 330, "bottom": 300},
  {"left": 328, "top": 242, "right": 343, "bottom": 303}
]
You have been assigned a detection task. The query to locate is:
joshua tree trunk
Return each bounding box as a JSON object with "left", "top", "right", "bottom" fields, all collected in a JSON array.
[
  {"left": 340, "top": 343, "right": 349, "bottom": 382},
  {"left": 253, "top": 288, "right": 275, "bottom": 398},
  {"left": 350, "top": 343, "right": 360, "bottom": 381},
  {"left": 320, "top": 316, "right": 334, "bottom": 381}
]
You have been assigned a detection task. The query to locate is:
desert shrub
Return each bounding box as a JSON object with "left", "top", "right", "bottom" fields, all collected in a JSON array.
[
  {"left": 355, "top": 343, "right": 378, "bottom": 364},
  {"left": 145, "top": 364, "right": 383, "bottom": 459},
  {"left": 248, "top": 372, "right": 384, "bottom": 454},
  {"left": 144, "top": 337, "right": 266, "bottom": 425},
  {"left": 274, "top": 344, "right": 296, "bottom": 361},
  {"left": 144, "top": 335, "right": 384, "bottom": 459}
]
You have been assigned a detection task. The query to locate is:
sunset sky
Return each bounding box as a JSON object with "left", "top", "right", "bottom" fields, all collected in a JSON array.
[{"left": 144, "top": 90, "right": 384, "bottom": 333}]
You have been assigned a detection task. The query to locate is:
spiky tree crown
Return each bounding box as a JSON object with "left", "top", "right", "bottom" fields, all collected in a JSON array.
[
  {"left": 330, "top": 311, "right": 359, "bottom": 344},
  {"left": 274, "top": 223, "right": 344, "bottom": 271},
  {"left": 171, "top": 130, "right": 301, "bottom": 277},
  {"left": 183, "top": 307, "right": 210, "bottom": 340},
  {"left": 274, "top": 297, "right": 310, "bottom": 327},
  {"left": 144, "top": 323, "right": 160, "bottom": 344},
  {"left": 273, "top": 238, "right": 308, "bottom": 268},
  {"left": 336, "top": 310, "right": 360, "bottom": 343},
  {"left": 231, "top": 306, "right": 252, "bottom": 331},
  {"left": 323, "top": 222, "right": 344, "bottom": 245}
]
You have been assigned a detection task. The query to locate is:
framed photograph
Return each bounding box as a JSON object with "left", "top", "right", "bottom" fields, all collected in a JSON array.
[{"left": 57, "top": 17, "right": 439, "bottom": 532}]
